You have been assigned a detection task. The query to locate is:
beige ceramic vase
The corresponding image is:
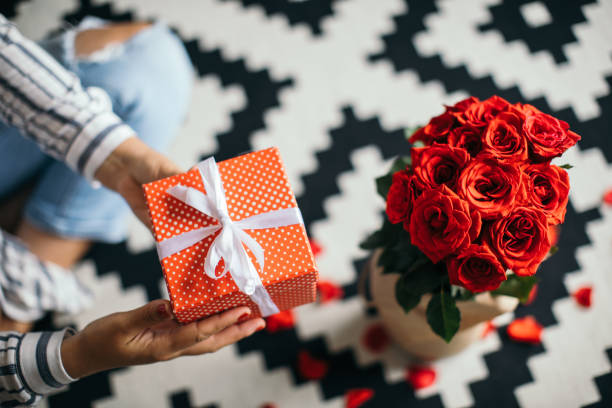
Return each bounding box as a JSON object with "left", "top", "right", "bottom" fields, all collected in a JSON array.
[{"left": 363, "top": 250, "right": 519, "bottom": 361}]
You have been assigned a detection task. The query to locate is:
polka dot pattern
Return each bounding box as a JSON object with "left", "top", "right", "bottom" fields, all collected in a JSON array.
[{"left": 143, "top": 147, "right": 319, "bottom": 323}]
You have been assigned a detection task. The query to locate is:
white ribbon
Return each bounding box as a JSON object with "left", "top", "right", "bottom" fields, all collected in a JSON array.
[{"left": 155, "top": 157, "right": 304, "bottom": 316}]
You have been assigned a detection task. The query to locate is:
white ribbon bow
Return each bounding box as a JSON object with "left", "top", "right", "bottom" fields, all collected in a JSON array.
[{"left": 155, "top": 157, "right": 303, "bottom": 316}]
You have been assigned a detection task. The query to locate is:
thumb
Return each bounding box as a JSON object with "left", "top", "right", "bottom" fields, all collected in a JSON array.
[{"left": 124, "top": 299, "right": 173, "bottom": 331}]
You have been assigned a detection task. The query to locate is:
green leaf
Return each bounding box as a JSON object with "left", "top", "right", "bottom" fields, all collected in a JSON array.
[
  {"left": 559, "top": 164, "right": 573, "bottom": 169},
  {"left": 403, "top": 127, "right": 420, "bottom": 140},
  {"left": 376, "top": 173, "right": 393, "bottom": 199},
  {"left": 492, "top": 274, "right": 538, "bottom": 303},
  {"left": 395, "top": 274, "right": 422, "bottom": 313},
  {"left": 375, "top": 156, "right": 411, "bottom": 199},
  {"left": 404, "top": 261, "right": 443, "bottom": 293},
  {"left": 549, "top": 245, "right": 559, "bottom": 255},
  {"left": 426, "top": 288, "right": 461, "bottom": 343},
  {"left": 359, "top": 229, "right": 385, "bottom": 250},
  {"left": 377, "top": 247, "right": 399, "bottom": 271}
]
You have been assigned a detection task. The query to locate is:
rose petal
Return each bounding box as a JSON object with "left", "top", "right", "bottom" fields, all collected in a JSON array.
[
  {"left": 573, "top": 286, "right": 593, "bottom": 308},
  {"left": 260, "top": 404, "right": 277, "bottom": 408},
  {"left": 297, "top": 350, "right": 329, "bottom": 380},
  {"left": 345, "top": 388, "right": 375, "bottom": 408},
  {"left": 309, "top": 238, "right": 323, "bottom": 257},
  {"left": 481, "top": 320, "right": 497, "bottom": 338},
  {"left": 317, "top": 280, "right": 344, "bottom": 303},
  {"left": 524, "top": 284, "right": 538, "bottom": 306},
  {"left": 265, "top": 310, "right": 295, "bottom": 333},
  {"left": 361, "top": 323, "right": 391, "bottom": 353},
  {"left": 406, "top": 366, "right": 437, "bottom": 389},
  {"left": 507, "top": 316, "right": 543, "bottom": 344},
  {"left": 603, "top": 189, "right": 612, "bottom": 206}
]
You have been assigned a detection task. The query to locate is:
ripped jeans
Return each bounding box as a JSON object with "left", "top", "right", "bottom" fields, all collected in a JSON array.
[{"left": 0, "top": 18, "right": 193, "bottom": 242}]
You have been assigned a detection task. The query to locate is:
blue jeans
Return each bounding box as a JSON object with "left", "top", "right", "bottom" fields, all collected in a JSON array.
[{"left": 0, "top": 20, "right": 193, "bottom": 243}]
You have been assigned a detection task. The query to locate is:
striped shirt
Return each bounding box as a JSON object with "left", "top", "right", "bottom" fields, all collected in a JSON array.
[
  {"left": 0, "top": 14, "right": 137, "bottom": 405},
  {"left": 0, "top": 14, "right": 134, "bottom": 179},
  {"left": 0, "top": 330, "right": 76, "bottom": 407}
]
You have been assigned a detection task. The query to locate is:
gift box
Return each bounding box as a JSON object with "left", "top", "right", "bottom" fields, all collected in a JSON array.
[{"left": 143, "top": 147, "right": 319, "bottom": 323}]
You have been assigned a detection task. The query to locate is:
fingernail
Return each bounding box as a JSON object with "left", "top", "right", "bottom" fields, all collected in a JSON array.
[
  {"left": 255, "top": 323, "right": 266, "bottom": 332},
  {"left": 238, "top": 312, "right": 250, "bottom": 321},
  {"left": 157, "top": 304, "right": 169, "bottom": 318}
]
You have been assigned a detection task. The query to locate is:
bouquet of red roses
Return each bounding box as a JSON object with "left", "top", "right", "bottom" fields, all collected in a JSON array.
[{"left": 361, "top": 95, "right": 579, "bottom": 342}]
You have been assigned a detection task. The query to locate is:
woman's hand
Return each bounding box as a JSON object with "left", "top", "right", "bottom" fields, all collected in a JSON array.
[
  {"left": 94, "top": 137, "right": 182, "bottom": 229},
  {"left": 60, "top": 300, "right": 265, "bottom": 378}
]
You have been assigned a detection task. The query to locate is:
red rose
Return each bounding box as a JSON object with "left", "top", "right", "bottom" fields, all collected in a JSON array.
[
  {"left": 385, "top": 171, "right": 423, "bottom": 224},
  {"left": 487, "top": 206, "right": 550, "bottom": 276},
  {"left": 519, "top": 105, "right": 581, "bottom": 160},
  {"left": 409, "top": 112, "right": 455, "bottom": 145},
  {"left": 411, "top": 144, "right": 470, "bottom": 189},
  {"left": 457, "top": 95, "right": 511, "bottom": 128},
  {"left": 523, "top": 164, "right": 569, "bottom": 224},
  {"left": 448, "top": 126, "right": 483, "bottom": 156},
  {"left": 482, "top": 111, "right": 528, "bottom": 162},
  {"left": 409, "top": 186, "right": 481, "bottom": 263},
  {"left": 445, "top": 96, "right": 480, "bottom": 117},
  {"left": 446, "top": 244, "right": 507, "bottom": 292},
  {"left": 457, "top": 156, "right": 525, "bottom": 219}
]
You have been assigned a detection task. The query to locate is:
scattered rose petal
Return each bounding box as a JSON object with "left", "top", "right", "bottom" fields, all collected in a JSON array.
[
  {"left": 266, "top": 310, "right": 295, "bottom": 333},
  {"left": 573, "top": 286, "right": 593, "bottom": 308},
  {"left": 260, "top": 404, "right": 277, "bottom": 408},
  {"left": 309, "top": 238, "right": 323, "bottom": 257},
  {"left": 297, "top": 350, "right": 329, "bottom": 380},
  {"left": 481, "top": 320, "right": 497, "bottom": 338},
  {"left": 603, "top": 189, "right": 612, "bottom": 206},
  {"left": 507, "top": 316, "right": 543, "bottom": 344},
  {"left": 406, "top": 366, "right": 437, "bottom": 389},
  {"left": 361, "top": 323, "right": 391, "bottom": 353},
  {"left": 525, "top": 284, "right": 538, "bottom": 306},
  {"left": 317, "top": 280, "right": 344, "bottom": 303},
  {"left": 345, "top": 388, "right": 374, "bottom": 408}
]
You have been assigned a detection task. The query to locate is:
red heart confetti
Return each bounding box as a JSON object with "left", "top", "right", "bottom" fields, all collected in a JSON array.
[
  {"left": 317, "top": 280, "right": 344, "bottom": 303},
  {"left": 309, "top": 238, "right": 323, "bottom": 258},
  {"left": 345, "top": 388, "right": 374, "bottom": 408},
  {"left": 361, "top": 323, "right": 391, "bottom": 353},
  {"left": 297, "top": 350, "right": 329, "bottom": 380},
  {"left": 507, "top": 316, "right": 543, "bottom": 344},
  {"left": 265, "top": 309, "right": 295, "bottom": 333},
  {"left": 603, "top": 189, "right": 612, "bottom": 206},
  {"left": 573, "top": 286, "right": 593, "bottom": 308},
  {"left": 525, "top": 283, "right": 538, "bottom": 306},
  {"left": 481, "top": 320, "right": 497, "bottom": 338},
  {"left": 406, "top": 366, "right": 437, "bottom": 390}
]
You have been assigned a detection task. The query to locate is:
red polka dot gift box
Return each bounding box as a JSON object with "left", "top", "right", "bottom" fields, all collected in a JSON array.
[{"left": 143, "top": 147, "right": 319, "bottom": 323}]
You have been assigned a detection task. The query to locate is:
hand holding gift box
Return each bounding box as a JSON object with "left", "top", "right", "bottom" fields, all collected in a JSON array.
[{"left": 144, "top": 147, "right": 319, "bottom": 323}]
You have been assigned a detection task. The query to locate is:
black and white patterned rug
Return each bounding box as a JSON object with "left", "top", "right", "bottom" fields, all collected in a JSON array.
[{"left": 3, "top": 0, "right": 612, "bottom": 407}]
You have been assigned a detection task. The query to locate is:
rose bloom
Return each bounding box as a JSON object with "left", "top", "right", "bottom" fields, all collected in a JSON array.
[
  {"left": 409, "top": 186, "right": 481, "bottom": 263},
  {"left": 457, "top": 156, "right": 525, "bottom": 219},
  {"left": 445, "top": 96, "right": 480, "bottom": 117},
  {"left": 519, "top": 104, "right": 581, "bottom": 160},
  {"left": 457, "top": 95, "right": 511, "bottom": 128},
  {"left": 411, "top": 144, "right": 470, "bottom": 189},
  {"left": 385, "top": 170, "right": 423, "bottom": 224},
  {"left": 446, "top": 244, "right": 507, "bottom": 292},
  {"left": 448, "top": 126, "right": 483, "bottom": 157},
  {"left": 409, "top": 112, "right": 455, "bottom": 145},
  {"left": 523, "top": 164, "right": 569, "bottom": 224},
  {"left": 487, "top": 206, "right": 551, "bottom": 276},
  {"left": 482, "top": 111, "right": 528, "bottom": 162}
]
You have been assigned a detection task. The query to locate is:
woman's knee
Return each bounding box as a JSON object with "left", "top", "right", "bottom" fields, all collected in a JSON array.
[{"left": 74, "top": 21, "right": 194, "bottom": 150}]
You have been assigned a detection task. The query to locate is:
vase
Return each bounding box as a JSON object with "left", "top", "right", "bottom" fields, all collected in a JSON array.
[{"left": 361, "top": 249, "right": 519, "bottom": 361}]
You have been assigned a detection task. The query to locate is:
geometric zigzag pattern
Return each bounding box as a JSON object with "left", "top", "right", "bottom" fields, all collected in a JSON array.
[{"left": 2, "top": 0, "right": 611, "bottom": 406}]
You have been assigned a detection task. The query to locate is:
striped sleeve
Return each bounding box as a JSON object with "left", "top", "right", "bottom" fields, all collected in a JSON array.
[
  {"left": 0, "top": 329, "right": 76, "bottom": 407},
  {"left": 0, "top": 14, "right": 134, "bottom": 180}
]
